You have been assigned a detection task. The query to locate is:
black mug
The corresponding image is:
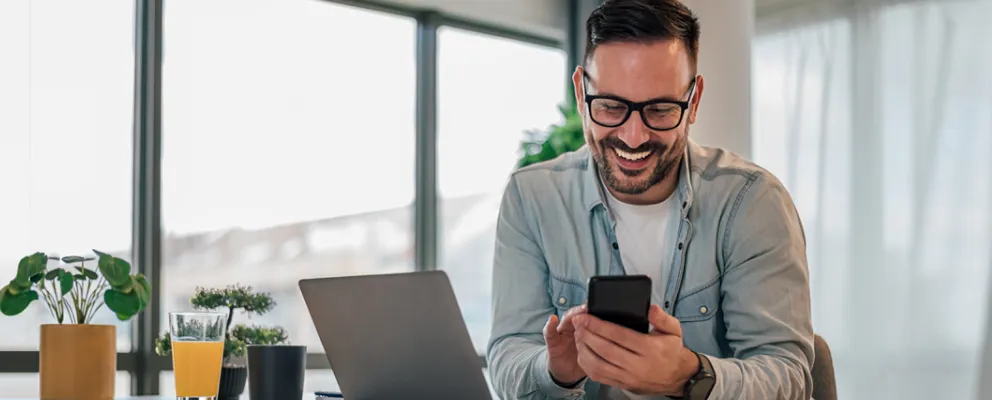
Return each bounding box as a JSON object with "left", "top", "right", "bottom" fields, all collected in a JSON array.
[{"left": 247, "top": 344, "right": 307, "bottom": 400}]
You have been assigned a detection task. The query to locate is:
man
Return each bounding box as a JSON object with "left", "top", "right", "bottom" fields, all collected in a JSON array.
[{"left": 486, "top": 0, "right": 814, "bottom": 399}]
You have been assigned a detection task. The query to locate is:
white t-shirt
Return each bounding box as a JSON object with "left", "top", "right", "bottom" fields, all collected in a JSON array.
[
  {"left": 605, "top": 189, "right": 681, "bottom": 305},
  {"left": 600, "top": 189, "right": 682, "bottom": 400}
]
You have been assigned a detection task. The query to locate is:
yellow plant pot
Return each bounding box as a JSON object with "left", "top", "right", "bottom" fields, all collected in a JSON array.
[{"left": 40, "top": 324, "right": 116, "bottom": 400}]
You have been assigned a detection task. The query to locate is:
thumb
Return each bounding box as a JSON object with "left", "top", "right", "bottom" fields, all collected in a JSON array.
[
  {"left": 648, "top": 304, "right": 682, "bottom": 337},
  {"left": 543, "top": 314, "right": 561, "bottom": 341}
]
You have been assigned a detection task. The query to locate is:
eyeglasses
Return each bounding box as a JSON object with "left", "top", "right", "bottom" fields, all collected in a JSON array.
[{"left": 582, "top": 72, "right": 697, "bottom": 131}]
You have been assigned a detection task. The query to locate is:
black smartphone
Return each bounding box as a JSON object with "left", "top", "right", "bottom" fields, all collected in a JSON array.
[{"left": 587, "top": 275, "right": 652, "bottom": 333}]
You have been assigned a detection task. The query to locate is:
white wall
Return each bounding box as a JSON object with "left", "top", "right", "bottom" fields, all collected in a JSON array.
[{"left": 681, "top": 0, "right": 755, "bottom": 160}]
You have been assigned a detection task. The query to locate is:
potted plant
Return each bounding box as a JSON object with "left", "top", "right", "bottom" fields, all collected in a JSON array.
[
  {"left": 155, "top": 284, "right": 288, "bottom": 400},
  {"left": 517, "top": 93, "right": 585, "bottom": 169},
  {"left": 0, "top": 250, "right": 150, "bottom": 400}
]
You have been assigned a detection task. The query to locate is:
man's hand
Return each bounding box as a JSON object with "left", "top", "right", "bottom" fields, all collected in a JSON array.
[
  {"left": 572, "top": 304, "right": 699, "bottom": 396},
  {"left": 543, "top": 305, "right": 588, "bottom": 386}
]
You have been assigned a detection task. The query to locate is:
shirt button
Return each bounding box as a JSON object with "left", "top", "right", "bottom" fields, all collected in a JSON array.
[
  {"left": 699, "top": 306, "right": 708, "bottom": 314},
  {"left": 678, "top": 243, "right": 684, "bottom": 250},
  {"left": 559, "top": 297, "right": 567, "bottom": 305},
  {"left": 612, "top": 242, "right": 619, "bottom": 250}
]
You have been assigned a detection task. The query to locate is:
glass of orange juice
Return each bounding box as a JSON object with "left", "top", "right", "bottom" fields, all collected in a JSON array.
[{"left": 169, "top": 311, "right": 226, "bottom": 400}]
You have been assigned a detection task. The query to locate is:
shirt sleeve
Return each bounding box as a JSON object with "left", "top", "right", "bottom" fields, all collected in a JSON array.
[
  {"left": 486, "top": 176, "right": 588, "bottom": 399},
  {"left": 705, "top": 173, "right": 815, "bottom": 399}
]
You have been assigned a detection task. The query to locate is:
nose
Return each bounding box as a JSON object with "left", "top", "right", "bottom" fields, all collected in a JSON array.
[{"left": 616, "top": 111, "right": 650, "bottom": 149}]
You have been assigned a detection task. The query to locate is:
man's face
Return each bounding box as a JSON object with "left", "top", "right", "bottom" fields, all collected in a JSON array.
[{"left": 573, "top": 40, "right": 702, "bottom": 197}]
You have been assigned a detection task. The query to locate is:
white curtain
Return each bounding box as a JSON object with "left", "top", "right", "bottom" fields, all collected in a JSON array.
[{"left": 752, "top": 0, "right": 992, "bottom": 398}]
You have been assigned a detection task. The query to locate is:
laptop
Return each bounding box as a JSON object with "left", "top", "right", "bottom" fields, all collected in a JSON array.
[{"left": 299, "top": 271, "right": 493, "bottom": 400}]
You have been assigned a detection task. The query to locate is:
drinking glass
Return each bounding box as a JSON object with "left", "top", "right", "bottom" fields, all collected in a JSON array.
[{"left": 169, "top": 312, "right": 227, "bottom": 400}]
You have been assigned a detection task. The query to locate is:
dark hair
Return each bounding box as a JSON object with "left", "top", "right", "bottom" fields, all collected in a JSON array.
[{"left": 584, "top": 0, "right": 701, "bottom": 72}]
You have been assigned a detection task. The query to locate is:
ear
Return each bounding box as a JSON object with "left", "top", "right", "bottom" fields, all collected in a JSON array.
[
  {"left": 687, "top": 75, "right": 704, "bottom": 124},
  {"left": 572, "top": 65, "right": 586, "bottom": 116}
]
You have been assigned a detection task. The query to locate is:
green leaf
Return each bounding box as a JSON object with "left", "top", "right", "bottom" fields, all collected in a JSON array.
[
  {"left": 30, "top": 273, "right": 44, "bottom": 284},
  {"left": 95, "top": 250, "right": 130, "bottom": 288},
  {"left": 515, "top": 101, "right": 585, "bottom": 169},
  {"left": 230, "top": 324, "right": 289, "bottom": 346},
  {"left": 116, "top": 278, "right": 134, "bottom": 294},
  {"left": 76, "top": 267, "right": 98, "bottom": 280},
  {"left": 133, "top": 274, "right": 151, "bottom": 310},
  {"left": 45, "top": 269, "right": 63, "bottom": 280},
  {"left": 154, "top": 332, "right": 172, "bottom": 356},
  {"left": 14, "top": 253, "right": 47, "bottom": 288},
  {"left": 104, "top": 289, "right": 140, "bottom": 320},
  {"left": 59, "top": 271, "right": 74, "bottom": 295},
  {"left": 61, "top": 256, "right": 85, "bottom": 264},
  {"left": 0, "top": 287, "right": 38, "bottom": 316},
  {"left": 6, "top": 280, "right": 21, "bottom": 295},
  {"left": 191, "top": 284, "right": 274, "bottom": 314}
]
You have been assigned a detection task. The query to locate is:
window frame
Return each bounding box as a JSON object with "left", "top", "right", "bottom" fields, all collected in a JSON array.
[{"left": 0, "top": 0, "right": 565, "bottom": 395}]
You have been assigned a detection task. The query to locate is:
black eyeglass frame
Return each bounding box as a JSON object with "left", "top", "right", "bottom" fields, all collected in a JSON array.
[{"left": 581, "top": 72, "right": 699, "bottom": 131}]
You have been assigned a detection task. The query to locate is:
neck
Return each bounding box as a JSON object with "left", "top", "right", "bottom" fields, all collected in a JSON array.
[{"left": 607, "top": 162, "right": 681, "bottom": 206}]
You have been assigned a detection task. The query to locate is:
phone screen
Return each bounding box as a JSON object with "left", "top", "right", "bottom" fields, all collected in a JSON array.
[{"left": 587, "top": 275, "right": 652, "bottom": 333}]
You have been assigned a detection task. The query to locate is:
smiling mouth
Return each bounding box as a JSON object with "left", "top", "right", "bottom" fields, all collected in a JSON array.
[
  {"left": 614, "top": 148, "right": 653, "bottom": 161},
  {"left": 610, "top": 147, "right": 656, "bottom": 173}
]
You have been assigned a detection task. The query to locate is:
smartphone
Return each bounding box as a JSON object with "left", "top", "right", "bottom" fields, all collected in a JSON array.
[{"left": 587, "top": 275, "right": 652, "bottom": 333}]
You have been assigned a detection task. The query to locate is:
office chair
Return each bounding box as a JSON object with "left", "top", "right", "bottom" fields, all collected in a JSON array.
[{"left": 812, "top": 334, "right": 837, "bottom": 400}]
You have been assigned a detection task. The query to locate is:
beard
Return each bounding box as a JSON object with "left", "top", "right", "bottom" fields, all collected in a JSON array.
[{"left": 592, "top": 131, "right": 686, "bottom": 195}]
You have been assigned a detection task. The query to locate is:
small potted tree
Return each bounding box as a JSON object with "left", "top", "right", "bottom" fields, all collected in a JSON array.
[
  {"left": 0, "top": 250, "right": 150, "bottom": 400},
  {"left": 155, "top": 284, "right": 288, "bottom": 400}
]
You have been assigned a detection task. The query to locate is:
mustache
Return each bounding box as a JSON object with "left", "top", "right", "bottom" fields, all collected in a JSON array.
[{"left": 599, "top": 136, "right": 667, "bottom": 153}]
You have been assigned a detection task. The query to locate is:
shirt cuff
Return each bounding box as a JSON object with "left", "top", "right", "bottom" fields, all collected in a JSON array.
[
  {"left": 533, "top": 353, "right": 587, "bottom": 399},
  {"left": 704, "top": 354, "right": 743, "bottom": 399}
]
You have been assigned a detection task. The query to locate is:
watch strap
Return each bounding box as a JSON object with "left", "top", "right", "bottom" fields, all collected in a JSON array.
[{"left": 683, "top": 351, "right": 716, "bottom": 399}]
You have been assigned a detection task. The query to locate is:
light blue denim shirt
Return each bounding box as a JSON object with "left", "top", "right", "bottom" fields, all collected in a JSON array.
[{"left": 487, "top": 140, "right": 814, "bottom": 399}]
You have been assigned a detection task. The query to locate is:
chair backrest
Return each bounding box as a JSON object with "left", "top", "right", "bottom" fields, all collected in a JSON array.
[{"left": 812, "top": 334, "right": 837, "bottom": 400}]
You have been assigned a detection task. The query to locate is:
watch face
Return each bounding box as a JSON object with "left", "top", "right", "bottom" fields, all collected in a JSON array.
[{"left": 689, "top": 376, "right": 716, "bottom": 398}]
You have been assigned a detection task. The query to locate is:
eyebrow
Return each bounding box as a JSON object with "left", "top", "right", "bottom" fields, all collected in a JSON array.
[{"left": 583, "top": 72, "right": 691, "bottom": 103}]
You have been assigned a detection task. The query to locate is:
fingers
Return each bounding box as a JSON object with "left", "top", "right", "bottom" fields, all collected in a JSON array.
[
  {"left": 544, "top": 314, "right": 561, "bottom": 341},
  {"left": 576, "top": 339, "right": 629, "bottom": 388},
  {"left": 557, "top": 304, "right": 587, "bottom": 335},
  {"left": 574, "top": 324, "right": 638, "bottom": 369},
  {"left": 572, "top": 313, "right": 643, "bottom": 354},
  {"left": 647, "top": 304, "right": 682, "bottom": 337}
]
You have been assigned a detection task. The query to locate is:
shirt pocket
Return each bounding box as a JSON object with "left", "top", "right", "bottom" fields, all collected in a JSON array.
[
  {"left": 673, "top": 280, "right": 720, "bottom": 323},
  {"left": 549, "top": 275, "right": 588, "bottom": 315}
]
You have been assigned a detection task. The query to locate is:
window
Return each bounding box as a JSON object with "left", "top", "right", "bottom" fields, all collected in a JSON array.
[
  {"left": 159, "top": 0, "right": 417, "bottom": 371},
  {"left": 0, "top": 0, "right": 134, "bottom": 351},
  {"left": 436, "top": 26, "right": 567, "bottom": 353},
  {"left": 0, "top": 372, "right": 132, "bottom": 397},
  {"left": 753, "top": 1, "right": 992, "bottom": 398}
]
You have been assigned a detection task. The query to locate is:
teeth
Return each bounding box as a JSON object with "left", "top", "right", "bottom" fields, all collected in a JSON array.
[{"left": 615, "top": 148, "right": 651, "bottom": 161}]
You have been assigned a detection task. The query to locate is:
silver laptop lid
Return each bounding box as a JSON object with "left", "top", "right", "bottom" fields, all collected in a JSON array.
[{"left": 299, "top": 271, "right": 492, "bottom": 400}]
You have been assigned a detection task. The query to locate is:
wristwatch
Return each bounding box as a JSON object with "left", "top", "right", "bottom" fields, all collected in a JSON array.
[{"left": 682, "top": 351, "right": 716, "bottom": 399}]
